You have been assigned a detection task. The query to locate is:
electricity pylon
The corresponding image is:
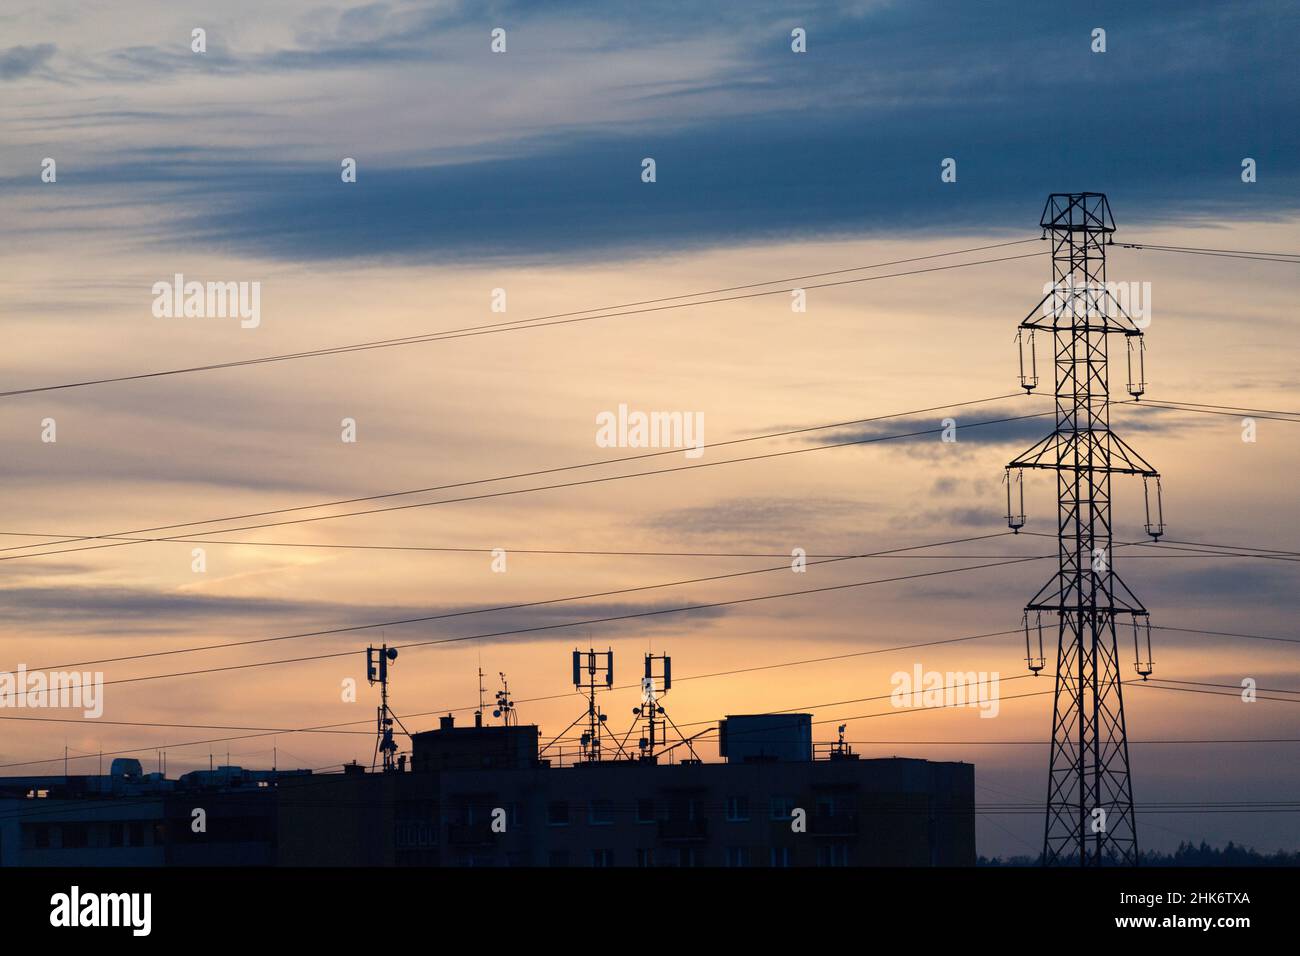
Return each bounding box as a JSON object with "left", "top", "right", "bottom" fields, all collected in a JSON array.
[{"left": 1005, "top": 193, "right": 1165, "bottom": 866}]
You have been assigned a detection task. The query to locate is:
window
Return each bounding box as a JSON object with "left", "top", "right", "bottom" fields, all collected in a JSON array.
[
  {"left": 636, "top": 798, "right": 656, "bottom": 823},
  {"left": 725, "top": 846, "right": 750, "bottom": 867},
  {"left": 396, "top": 821, "right": 435, "bottom": 848},
  {"left": 63, "top": 824, "right": 89, "bottom": 849},
  {"left": 769, "top": 795, "right": 796, "bottom": 820},
  {"left": 108, "top": 822, "right": 124, "bottom": 848},
  {"left": 128, "top": 821, "right": 144, "bottom": 847},
  {"left": 547, "top": 801, "right": 569, "bottom": 826},
  {"left": 635, "top": 848, "right": 655, "bottom": 868},
  {"left": 671, "top": 795, "right": 704, "bottom": 821},
  {"left": 590, "top": 848, "right": 614, "bottom": 867},
  {"left": 463, "top": 797, "right": 497, "bottom": 825},
  {"left": 816, "top": 793, "right": 852, "bottom": 817},
  {"left": 34, "top": 825, "right": 50, "bottom": 849},
  {"left": 588, "top": 799, "right": 614, "bottom": 825},
  {"left": 677, "top": 847, "right": 698, "bottom": 867},
  {"left": 770, "top": 846, "right": 791, "bottom": 868},
  {"left": 548, "top": 849, "right": 569, "bottom": 867},
  {"left": 818, "top": 844, "right": 851, "bottom": 867},
  {"left": 725, "top": 795, "right": 750, "bottom": 821}
]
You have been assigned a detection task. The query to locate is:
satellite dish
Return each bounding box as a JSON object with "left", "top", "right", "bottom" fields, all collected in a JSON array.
[{"left": 386, "top": 647, "right": 399, "bottom": 660}]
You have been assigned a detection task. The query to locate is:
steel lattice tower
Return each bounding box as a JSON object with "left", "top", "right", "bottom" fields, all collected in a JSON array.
[{"left": 1005, "top": 193, "right": 1165, "bottom": 866}]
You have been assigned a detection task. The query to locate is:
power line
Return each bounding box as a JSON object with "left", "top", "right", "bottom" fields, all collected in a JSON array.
[
  {"left": 1160, "top": 537, "right": 1300, "bottom": 558},
  {"left": 32, "top": 531, "right": 1015, "bottom": 671},
  {"left": 20, "top": 551, "right": 1060, "bottom": 700},
  {"left": 0, "top": 714, "right": 370, "bottom": 734},
  {"left": 0, "top": 391, "right": 1031, "bottom": 561},
  {"left": 666, "top": 674, "right": 1300, "bottom": 736},
  {"left": 1107, "top": 539, "right": 1300, "bottom": 564},
  {"left": 1012, "top": 530, "right": 1300, "bottom": 564},
  {"left": 844, "top": 739, "right": 1300, "bottom": 746},
  {"left": 0, "top": 530, "right": 1041, "bottom": 560},
  {"left": 671, "top": 679, "right": 1300, "bottom": 749},
  {"left": 1131, "top": 399, "right": 1300, "bottom": 424},
  {"left": 1, "top": 627, "right": 1046, "bottom": 772},
  {"left": 1137, "top": 397, "right": 1300, "bottom": 418},
  {"left": 1131, "top": 681, "right": 1300, "bottom": 703},
  {"left": 2, "top": 623, "right": 1033, "bottom": 771},
  {"left": 1152, "top": 624, "right": 1299, "bottom": 645},
  {"left": 0, "top": 245, "right": 1045, "bottom": 400},
  {"left": 656, "top": 673, "right": 1045, "bottom": 732},
  {"left": 1121, "top": 241, "right": 1300, "bottom": 259},
  {"left": 1141, "top": 677, "right": 1300, "bottom": 696},
  {"left": 0, "top": 403, "right": 1055, "bottom": 565},
  {"left": 2, "top": 530, "right": 1290, "bottom": 563},
  {"left": 1118, "top": 241, "right": 1300, "bottom": 263},
  {"left": 1132, "top": 541, "right": 1300, "bottom": 563},
  {"left": 4, "top": 626, "right": 1291, "bottom": 772},
  {"left": 15, "top": 531, "right": 1294, "bottom": 692}
]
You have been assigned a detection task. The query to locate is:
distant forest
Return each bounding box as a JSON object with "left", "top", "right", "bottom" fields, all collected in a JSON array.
[{"left": 978, "top": 841, "right": 1300, "bottom": 867}]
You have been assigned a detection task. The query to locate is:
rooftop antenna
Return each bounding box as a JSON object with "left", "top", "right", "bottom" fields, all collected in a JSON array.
[
  {"left": 627, "top": 652, "right": 696, "bottom": 762},
  {"left": 367, "top": 644, "right": 406, "bottom": 772},
  {"left": 493, "top": 672, "right": 517, "bottom": 727},
  {"left": 829, "top": 723, "right": 855, "bottom": 759},
  {"left": 572, "top": 647, "right": 620, "bottom": 762},
  {"left": 475, "top": 666, "right": 487, "bottom": 728}
]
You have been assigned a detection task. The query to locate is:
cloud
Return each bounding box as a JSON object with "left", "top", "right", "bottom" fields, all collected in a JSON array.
[
  {"left": 0, "top": 583, "right": 730, "bottom": 644},
  {"left": 645, "top": 495, "right": 867, "bottom": 541},
  {"left": 10, "top": 108, "right": 1296, "bottom": 264},
  {"left": 796, "top": 403, "right": 1200, "bottom": 468},
  {"left": 0, "top": 43, "right": 55, "bottom": 80},
  {"left": 3, "top": 2, "right": 1297, "bottom": 262},
  {"left": 1146, "top": 561, "right": 1300, "bottom": 608}
]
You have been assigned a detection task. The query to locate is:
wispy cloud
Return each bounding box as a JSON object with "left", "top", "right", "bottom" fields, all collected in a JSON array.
[{"left": 0, "top": 43, "right": 55, "bottom": 80}]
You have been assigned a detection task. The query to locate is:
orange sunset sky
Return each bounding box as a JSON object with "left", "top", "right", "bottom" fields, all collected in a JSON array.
[{"left": 1, "top": 0, "right": 1297, "bottom": 858}]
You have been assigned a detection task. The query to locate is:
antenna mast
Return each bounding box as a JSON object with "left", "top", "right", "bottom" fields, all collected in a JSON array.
[
  {"left": 367, "top": 644, "right": 401, "bottom": 773},
  {"left": 493, "top": 672, "right": 517, "bottom": 726},
  {"left": 572, "top": 648, "right": 617, "bottom": 762},
  {"left": 629, "top": 652, "right": 696, "bottom": 762}
]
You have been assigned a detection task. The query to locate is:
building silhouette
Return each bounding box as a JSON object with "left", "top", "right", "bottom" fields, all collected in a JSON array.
[{"left": 0, "top": 716, "right": 974, "bottom": 867}]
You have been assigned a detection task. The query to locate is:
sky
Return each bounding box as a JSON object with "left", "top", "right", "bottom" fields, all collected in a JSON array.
[{"left": 0, "top": 0, "right": 1297, "bottom": 860}]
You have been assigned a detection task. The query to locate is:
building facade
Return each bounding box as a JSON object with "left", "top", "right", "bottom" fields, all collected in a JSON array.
[
  {"left": 277, "top": 714, "right": 976, "bottom": 867},
  {"left": 0, "top": 718, "right": 976, "bottom": 867}
]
